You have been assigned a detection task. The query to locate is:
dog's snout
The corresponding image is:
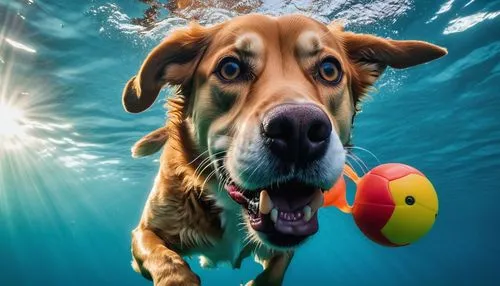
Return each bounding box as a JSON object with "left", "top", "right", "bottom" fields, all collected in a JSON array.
[{"left": 262, "top": 104, "right": 332, "bottom": 165}]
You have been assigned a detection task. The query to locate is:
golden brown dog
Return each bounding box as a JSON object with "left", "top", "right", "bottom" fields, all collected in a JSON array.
[{"left": 122, "top": 14, "right": 446, "bottom": 286}]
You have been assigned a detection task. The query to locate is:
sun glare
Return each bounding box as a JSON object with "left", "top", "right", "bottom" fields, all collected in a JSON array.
[{"left": 0, "top": 103, "right": 26, "bottom": 138}]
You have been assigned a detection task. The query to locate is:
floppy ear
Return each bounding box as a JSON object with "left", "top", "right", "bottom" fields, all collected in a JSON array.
[
  {"left": 122, "top": 23, "right": 218, "bottom": 113},
  {"left": 342, "top": 32, "right": 447, "bottom": 103},
  {"left": 131, "top": 126, "right": 169, "bottom": 158}
]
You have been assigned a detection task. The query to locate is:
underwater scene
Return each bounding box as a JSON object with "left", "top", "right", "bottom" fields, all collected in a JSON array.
[{"left": 1, "top": 0, "right": 499, "bottom": 285}]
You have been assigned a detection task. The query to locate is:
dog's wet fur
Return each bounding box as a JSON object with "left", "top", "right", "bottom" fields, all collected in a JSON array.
[{"left": 123, "top": 14, "right": 446, "bottom": 286}]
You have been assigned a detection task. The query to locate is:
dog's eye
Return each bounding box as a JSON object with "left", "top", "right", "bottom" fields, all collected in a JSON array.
[
  {"left": 318, "top": 57, "right": 342, "bottom": 84},
  {"left": 217, "top": 58, "right": 241, "bottom": 81}
]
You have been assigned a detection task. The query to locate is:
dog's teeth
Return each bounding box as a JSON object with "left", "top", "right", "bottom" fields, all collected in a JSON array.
[
  {"left": 303, "top": 205, "right": 312, "bottom": 222},
  {"left": 270, "top": 208, "right": 278, "bottom": 223},
  {"left": 250, "top": 200, "right": 258, "bottom": 213},
  {"left": 309, "top": 189, "right": 324, "bottom": 214},
  {"left": 259, "top": 190, "right": 273, "bottom": 215}
]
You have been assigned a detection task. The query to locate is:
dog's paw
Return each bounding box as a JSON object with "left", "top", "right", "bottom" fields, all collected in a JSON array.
[
  {"left": 245, "top": 276, "right": 282, "bottom": 286},
  {"left": 244, "top": 279, "right": 281, "bottom": 286},
  {"left": 155, "top": 271, "right": 201, "bottom": 286},
  {"left": 245, "top": 280, "right": 278, "bottom": 286},
  {"left": 153, "top": 263, "right": 201, "bottom": 286}
]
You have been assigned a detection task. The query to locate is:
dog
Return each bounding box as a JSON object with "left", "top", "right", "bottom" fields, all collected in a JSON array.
[{"left": 122, "top": 14, "right": 446, "bottom": 286}]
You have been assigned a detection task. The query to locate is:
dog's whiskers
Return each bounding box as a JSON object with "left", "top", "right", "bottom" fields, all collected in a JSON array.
[
  {"left": 244, "top": 159, "right": 265, "bottom": 189},
  {"left": 198, "top": 157, "right": 226, "bottom": 192},
  {"left": 193, "top": 156, "right": 214, "bottom": 181},
  {"left": 346, "top": 153, "right": 368, "bottom": 175},
  {"left": 193, "top": 151, "right": 226, "bottom": 185},
  {"left": 202, "top": 158, "right": 229, "bottom": 191},
  {"left": 214, "top": 157, "right": 232, "bottom": 192},
  {"left": 201, "top": 169, "right": 218, "bottom": 191},
  {"left": 345, "top": 159, "right": 356, "bottom": 173},
  {"left": 187, "top": 149, "right": 210, "bottom": 166},
  {"left": 345, "top": 145, "right": 380, "bottom": 164},
  {"left": 217, "top": 171, "right": 232, "bottom": 193},
  {"left": 349, "top": 151, "right": 370, "bottom": 172}
]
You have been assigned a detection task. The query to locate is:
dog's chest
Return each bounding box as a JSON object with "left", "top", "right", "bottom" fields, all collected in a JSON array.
[{"left": 196, "top": 207, "right": 249, "bottom": 269}]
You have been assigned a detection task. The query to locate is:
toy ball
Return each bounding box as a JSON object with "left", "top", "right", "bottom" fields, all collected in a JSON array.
[{"left": 352, "top": 163, "right": 439, "bottom": 246}]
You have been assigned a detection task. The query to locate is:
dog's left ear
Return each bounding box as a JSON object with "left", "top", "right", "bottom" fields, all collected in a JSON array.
[
  {"left": 131, "top": 126, "right": 168, "bottom": 158},
  {"left": 341, "top": 31, "right": 447, "bottom": 102},
  {"left": 122, "top": 23, "right": 221, "bottom": 113}
]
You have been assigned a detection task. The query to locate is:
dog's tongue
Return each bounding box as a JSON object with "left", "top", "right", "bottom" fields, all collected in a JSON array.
[
  {"left": 274, "top": 212, "right": 319, "bottom": 235},
  {"left": 269, "top": 189, "right": 315, "bottom": 211},
  {"left": 268, "top": 189, "right": 319, "bottom": 235}
]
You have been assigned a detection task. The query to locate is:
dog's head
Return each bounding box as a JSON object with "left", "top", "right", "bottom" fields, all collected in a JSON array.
[{"left": 124, "top": 14, "right": 446, "bottom": 250}]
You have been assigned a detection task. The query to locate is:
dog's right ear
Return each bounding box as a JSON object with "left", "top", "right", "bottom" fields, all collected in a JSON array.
[
  {"left": 131, "top": 126, "right": 169, "bottom": 158},
  {"left": 122, "top": 23, "right": 219, "bottom": 113}
]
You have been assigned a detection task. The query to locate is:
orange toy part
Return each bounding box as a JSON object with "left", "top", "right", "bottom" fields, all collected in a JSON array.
[
  {"left": 323, "top": 175, "right": 350, "bottom": 212},
  {"left": 322, "top": 165, "right": 358, "bottom": 213}
]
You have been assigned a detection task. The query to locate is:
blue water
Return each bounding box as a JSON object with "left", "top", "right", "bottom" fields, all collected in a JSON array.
[{"left": 1, "top": 0, "right": 499, "bottom": 285}]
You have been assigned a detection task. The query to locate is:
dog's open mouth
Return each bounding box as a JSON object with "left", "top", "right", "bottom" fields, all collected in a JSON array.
[{"left": 225, "top": 180, "right": 324, "bottom": 247}]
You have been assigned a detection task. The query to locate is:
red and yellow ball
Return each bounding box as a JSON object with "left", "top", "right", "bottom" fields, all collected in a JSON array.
[{"left": 352, "top": 163, "right": 439, "bottom": 246}]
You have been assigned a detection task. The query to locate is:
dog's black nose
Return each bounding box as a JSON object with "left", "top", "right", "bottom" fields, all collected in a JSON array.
[{"left": 262, "top": 103, "right": 332, "bottom": 165}]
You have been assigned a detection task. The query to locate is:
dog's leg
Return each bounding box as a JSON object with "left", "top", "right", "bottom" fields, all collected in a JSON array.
[
  {"left": 131, "top": 227, "right": 200, "bottom": 286},
  {"left": 246, "top": 252, "right": 294, "bottom": 286}
]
